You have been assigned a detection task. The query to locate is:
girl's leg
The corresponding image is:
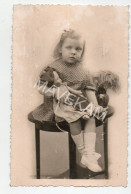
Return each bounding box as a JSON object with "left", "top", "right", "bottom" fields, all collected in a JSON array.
[
  {"left": 84, "top": 118, "right": 99, "bottom": 157},
  {"left": 69, "top": 119, "right": 84, "bottom": 154},
  {"left": 81, "top": 118, "right": 102, "bottom": 172},
  {"left": 84, "top": 117, "right": 96, "bottom": 133},
  {"left": 69, "top": 119, "right": 82, "bottom": 135}
]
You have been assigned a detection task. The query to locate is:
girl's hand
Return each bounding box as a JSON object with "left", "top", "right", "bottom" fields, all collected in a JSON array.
[
  {"left": 93, "top": 105, "right": 108, "bottom": 121},
  {"left": 38, "top": 84, "right": 55, "bottom": 97},
  {"left": 67, "top": 86, "right": 83, "bottom": 97},
  {"left": 38, "top": 85, "right": 47, "bottom": 95},
  {"left": 93, "top": 105, "right": 108, "bottom": 114}
]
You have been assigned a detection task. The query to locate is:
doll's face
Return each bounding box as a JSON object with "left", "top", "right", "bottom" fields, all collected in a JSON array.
[{"left": 60, "top": 38, "right": 84, "bottom": 64}]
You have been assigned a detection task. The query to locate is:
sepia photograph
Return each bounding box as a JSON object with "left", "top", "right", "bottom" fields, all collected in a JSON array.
[{"left": 11, "top": 5, "right": 128, "bottom": 186}]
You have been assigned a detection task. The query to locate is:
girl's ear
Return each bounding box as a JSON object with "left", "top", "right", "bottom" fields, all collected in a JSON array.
[{"left": 59, "top": 47, "right": 62, "bottom": 53}]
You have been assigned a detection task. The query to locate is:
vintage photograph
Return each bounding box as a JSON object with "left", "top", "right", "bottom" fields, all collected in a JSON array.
[{"left": 11, "top": 5, "right": 128, "bottom": 186}]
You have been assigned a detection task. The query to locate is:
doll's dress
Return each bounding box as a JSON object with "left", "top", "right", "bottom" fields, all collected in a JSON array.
[{"left": 32, "top": 59, "right": 96, "bottom": 123}]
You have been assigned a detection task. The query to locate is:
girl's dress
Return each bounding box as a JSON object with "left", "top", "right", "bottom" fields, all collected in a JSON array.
[{"left": 32, "top": 58, "right": 96, "bottom": 123}]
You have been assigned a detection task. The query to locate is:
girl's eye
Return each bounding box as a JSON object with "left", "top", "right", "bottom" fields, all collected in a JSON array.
[
  {"left": 76, "top": 47, "right": 82, "bottom": 51},
  {"left": 66, "top": 46, "right": 72, "bottom": 49}
]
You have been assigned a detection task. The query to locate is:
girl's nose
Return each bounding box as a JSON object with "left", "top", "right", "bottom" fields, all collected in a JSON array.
[{"left": 71, "top": 48, "right": 76, "bottom": 54}]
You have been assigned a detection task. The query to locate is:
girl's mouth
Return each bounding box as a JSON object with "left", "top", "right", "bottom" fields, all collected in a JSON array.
[{"left": 69, "top": 57, "right": 76, "bottom": 60}]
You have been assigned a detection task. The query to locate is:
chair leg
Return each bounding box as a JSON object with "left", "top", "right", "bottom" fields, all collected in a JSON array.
[
  {"left": 103, "top": 119, "right": 108, "bottom": 179},
  {"left": 35, "top": 124, "right": 40, "bottom": 179},
  {"left": 68, "top": 133, "right": 77, "bottom": 179}
]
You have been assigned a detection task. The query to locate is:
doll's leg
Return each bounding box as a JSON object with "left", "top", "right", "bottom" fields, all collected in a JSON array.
[
  {"left": 69, "top": 119, "right": 84, "bottom": 154},
  {"left": 81, "top": 118, "right": 102, "bottom": 172}
]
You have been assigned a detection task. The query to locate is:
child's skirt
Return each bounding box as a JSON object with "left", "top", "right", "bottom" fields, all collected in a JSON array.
[{"left": 53, "top": 99, "right": 90, "bottom": 123}]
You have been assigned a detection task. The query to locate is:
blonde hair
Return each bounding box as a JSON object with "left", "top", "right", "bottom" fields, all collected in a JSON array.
[{"left": 53, "top": 29, "right": 85, "bottom": 60}]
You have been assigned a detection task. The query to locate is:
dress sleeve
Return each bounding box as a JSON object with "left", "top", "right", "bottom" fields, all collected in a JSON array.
[{"left": 82, "top": 72, "right": 96, "bottom": 92}]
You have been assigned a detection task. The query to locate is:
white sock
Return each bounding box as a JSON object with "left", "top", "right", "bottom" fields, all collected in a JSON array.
[{"left": 71, "top": 131, "right": 85, "bottom": 154}]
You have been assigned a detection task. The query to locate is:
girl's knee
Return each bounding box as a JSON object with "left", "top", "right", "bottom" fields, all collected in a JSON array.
[
  {"left": 86, "top": 117, "right": 95, "bottom": 125},
  {"left": 84, "top": 118, "right": 96, "bottom": 132},
  {"left": 69, "top": 119, "right": 82, "bottom": 135}
]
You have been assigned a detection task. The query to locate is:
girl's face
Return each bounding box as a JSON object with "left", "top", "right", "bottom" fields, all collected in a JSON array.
[{"left": 60, "top": 38, "right": 84, "bottom": 64}]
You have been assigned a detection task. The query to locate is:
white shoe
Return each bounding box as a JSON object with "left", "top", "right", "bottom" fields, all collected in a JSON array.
[{"left": 81, "top": 153, "right": 102, "bottom": 172}]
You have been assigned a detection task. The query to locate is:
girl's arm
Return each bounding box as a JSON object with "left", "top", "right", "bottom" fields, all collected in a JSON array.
[
  {"left": 37, "top": 67, "right": 56, "bottom": 97},
  {"left": 85, "top": 90, "right": 98, "bottom": 106},
  {"left": 85, "top": 90, "right": 108, "bottom": 113},
  {"left": 37, "top": 84, "right": 55, "bottom": 97},
  {"left": 84, "top": 73, "right": 106, "bottom": 110}
]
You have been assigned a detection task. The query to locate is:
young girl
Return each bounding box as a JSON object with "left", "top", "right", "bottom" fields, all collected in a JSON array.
[
  {"left": 38, "top": 66, "right": 106, "bottom": 122},
  {"left": 32, "top": 30, "right": 106, "bottom": 172}
]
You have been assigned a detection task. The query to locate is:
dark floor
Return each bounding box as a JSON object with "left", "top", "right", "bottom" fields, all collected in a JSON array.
[{"left": 40, "top": 166, "right": 107, "bottom": 179}]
